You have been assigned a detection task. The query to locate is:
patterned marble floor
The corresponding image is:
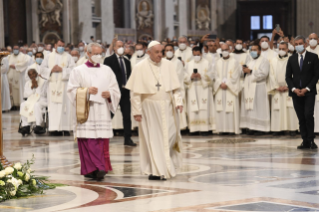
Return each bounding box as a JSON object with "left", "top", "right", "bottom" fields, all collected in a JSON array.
[{"left": 2, "top": 112, "right": 319, "bottom": 212}]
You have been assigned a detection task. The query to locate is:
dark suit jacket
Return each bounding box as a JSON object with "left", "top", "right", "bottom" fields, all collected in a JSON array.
[
  {"left": 103, "top": 54, "right": 131, "bottom": 91},
  {"left": 286, "top": 51, "right": 319, "bottom": 97}
]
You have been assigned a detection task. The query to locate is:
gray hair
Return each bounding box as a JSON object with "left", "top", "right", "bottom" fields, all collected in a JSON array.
[
  {"left": 71, "top": 48, "right": 80, "bottom": 55},
  {"left": 178, "top": 36, "right": 188, "bottom": 42},
  {"left": 295, "top": 35, "right": 306, "bottom": 43},
  {"left": 87, "top": 42, "right": 102, "bottom": 53},
  {"left": 278, "top": 42, "right": 288, "bottom": 48}
]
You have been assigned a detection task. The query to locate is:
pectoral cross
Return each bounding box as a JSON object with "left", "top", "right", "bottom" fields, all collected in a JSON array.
[{"left": 156, "top": 82, "right": 161, "bottom": 91}]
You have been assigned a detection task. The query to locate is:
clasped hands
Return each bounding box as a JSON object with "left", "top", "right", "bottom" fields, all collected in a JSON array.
[
  {"left": 51, "top": 65, "right": 63, "bottom": 73},
  {"left": 89, "top": 87, "right": 110, "bottom": 99},
  {"left": 276, "top": 86, "right": 288, "bottom": 92},
  {"left": 242, "top": 66, "right": 251, "bottom": 74},
  {"left": 191, "top": 73, "right": 201, "bottom": 80},
  {"left": 31, "top": 80, "right": 38, "bottom": 89},
  {"left": 134, "top": 106, "right": 183, "bottom": 122},
  {"left": 294, "top": 88, "right": 308, "bottom": 97}
]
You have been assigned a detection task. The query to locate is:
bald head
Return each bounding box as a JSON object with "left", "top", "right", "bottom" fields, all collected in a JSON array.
[
  {"left": 309, "top": 33, "right": 318, "bottom": 40},
  {"left": 221, "top": 44, "right": 230, "bottom": 51}
]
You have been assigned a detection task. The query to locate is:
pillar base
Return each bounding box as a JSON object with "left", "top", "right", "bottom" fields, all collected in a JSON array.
[{"left": 0, "top": 155, "right": 13, "bottom": 168}]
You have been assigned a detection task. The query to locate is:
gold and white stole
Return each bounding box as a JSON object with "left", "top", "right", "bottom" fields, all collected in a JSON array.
[
  {"left": 48, "top": 51, "right": 68, "bottom": 103},
  {"left": 215, "top": 59, "right": 236, "bottom": 113},
  {"left": 244, "top": 57, "right": 263, "bottom": 110},
  {"left": 20, "top": 78, "right": 45, "bottom": 122}
]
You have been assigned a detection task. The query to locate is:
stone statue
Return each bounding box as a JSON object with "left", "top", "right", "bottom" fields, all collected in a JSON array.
[
  {"left": 136, "top": 1, "right": 154, "bottom": 29},
  {"left": 196, "top": 5, "right": 211, "bottom": 30},
  {"left": 39, "top": 0, "right": 63, "bottom": 27}
]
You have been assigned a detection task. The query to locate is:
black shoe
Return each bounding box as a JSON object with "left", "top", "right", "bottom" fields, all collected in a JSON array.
[
  {"left": 297, "top": 141, "right": 311, "bottom": 149},
  {"left": 19, "top": 126, "right": 30, "bottom": 136},
  {"left": 272, "top": 132, "right": 282, "bottom": 136},
  {"left": 63, "top": 131, "right": 71, "bottom": 136},
  {"left": 124, "top": 139, "right": 137, "bottom": 147},
  {"left": 148, "top": 175, "right": 166, "bottom": 181},
  {"left": 49, "top": 131, "right": 63, "bottom": 136},
  {"left": 84, "top": 171, "right": 97, "bottom": 179},
  {"left": 290, "top": 131, "right": 297, "bottom": 137},
  {"left": 96, "top": 170, "right": 106, "bottom": 180},
  {"left": 247, "top": 130, "right": 254, "bottom": 135},
  {"left": 34, "top": 126, "right": 46, "bottom": 135},
  {"left": 200, "top": 132, "right": 209, "bottom": 136},
  {"left": 310, "top": 140, "right": 318, "bottom": 149},
  {"left": 254, "top": 131, "right": 265, "bottom": 136}
]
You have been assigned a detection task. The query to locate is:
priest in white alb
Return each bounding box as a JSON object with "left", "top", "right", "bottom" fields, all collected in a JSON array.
[
  {"left": 184, "top": 47, "right": 215, "bottom": 135},
  {"left": 1, "top": 55, "right": 11, "bottom": 111},
  {"left": 175, "top": 36, "right": 193, "bottom": 64},
  {"left": 125, "top": 41, "right": 183, "bottom": 180},
  {"left": 41, "top": 39, "right": 75, "bottom": 136},
  {"left": 130, "top": 42, "right": 149, "bottom": 70},
  {"left": 269, "top": 42, "right": 298, "bottom": 135},
  {"left": 240, "top": 42, "right": 270, "bottom": 135},
  {"left": 68, "top": 43, "right": 121, "bottom": 180},
  {"left": 214, "top": 44, "right": 241, "bottom": 134}
]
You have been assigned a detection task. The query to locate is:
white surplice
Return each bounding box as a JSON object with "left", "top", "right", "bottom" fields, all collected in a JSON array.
[
  {"left": 1, "top": 56, "right": 12, "bottom": 111},
  {"left": 213, "top": 57, "right": 241, "bottom": 134},
  {"left": 268, "top": 55, "right": 298, "bottom": 132},
  {"left": 185, "top": 58, "right": 215, "bottom": 132},
  {"left": 306, "top": 45, "right": 319, "bottom": 132},
  {"left": 7, "top": 53, "right": 29, "bottom": 106},
  {"left": 130, "top": 53, "right": 149, "bottom": 70},
  {"left": 126, "top": 58, "right": 183, "bottom": 179},
  {"left": 175, "top": 47, "right": 193, "bottom": 63},
  {"left": 41, "top": 51, "right": 75, "bottom": 131},
  {"left": 67, "top": 63, "right": 120, "bottom": 139},
  {"left": 240, "top": 56, "right": 270, "bottom": 131}
]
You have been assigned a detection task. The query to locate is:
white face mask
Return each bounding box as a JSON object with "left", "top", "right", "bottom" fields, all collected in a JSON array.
[
  {"left": 79, "top": 46, "right": 84, "bottom": 52},
  {"left": 72, "top": 56, "right": 79, "bottom": 62},
  {"left": 222, "top": 51, "right": 230, "bottom": 58},
  {"left": 32, "top": 48, "right": 37, "bottom": 54},
  {"left": 117, "top": 47, "right": 124, "bottom": 55},
  {"left": 179, "top": 43, "right": 187, "bottom": 50},
  {"left": 166, "top": 51, "right": 174, "bottom": 59},
  {"left": 194, "top": 55, "right": 201, "bottom": 62},
  {"left": 278, "top": 50, "right": 287, "bottom": 57},
  {"left": 261, "top": 41, "right": 269, "bottom": 49},
  {"left": 136, "top": 50, "right": 144, "bottom": 57},
  {"left": 243, "top": 48, "right": 247, "bottom": 52},
  {"left": 309, "top": 39, "right": 318, "bottom": 47},
  {"left": 288, "top": 43, "right": 295, "bottom": 51},
  {"left": 229, "top": 46, "right": 233, "bottom": 51},
  {"left": 38, "top": 46, "right": 44, "bottom": 52},
  {"left": 235, "top": 44, "right": 242, "bottom": 51},
  {"left": 91, "top": 55, "right": 102, "bottom": 64}
]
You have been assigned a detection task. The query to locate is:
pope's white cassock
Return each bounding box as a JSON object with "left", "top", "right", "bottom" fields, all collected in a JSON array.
[
  {"left": 184, "top": 57, "right": 215, "bottom": 132},
  {"left": 240, "top": 55, "right": 270, "bottom": 132},
  {"left": 306, "top": 45, "right": 319, "bottom": 133},
  {"left": 166, "top": 56, "right": 188, "bottom": 130},
  {"left": 268, "top": 55, "right": 298, "bottom": 132},
  {"left": 7, "top": 52, "right": 29, "bottom": 106},
  {"left": 41, "top": 50, "right": 75, "bottom": 132},
  {"left": 213, "top": 56, "right": 241, "bottom": 134},
  {"left": 1, "top": 56, "right": 12, "bottom": 111},
  {"left": 126, "top": 42, "right": 183, "bottom": 179},
  {"left": 175, "top": 46, "right": 193, "bottom": 63}
]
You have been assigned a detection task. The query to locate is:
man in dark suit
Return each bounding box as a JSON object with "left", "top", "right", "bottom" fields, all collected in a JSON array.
[
  {"left": 104, "top": 40, "right": 136, "bottom": 146},
  {"left": 286, "top": 35, "right": 319, "bottom": 149}
]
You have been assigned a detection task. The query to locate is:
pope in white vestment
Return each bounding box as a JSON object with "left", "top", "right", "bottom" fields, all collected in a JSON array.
[
  {"left": 214, "top": 45, "right": 241, "bottom": 134},
  {"left": 184, "top": 47, "right": 215, "bottom": 133},
  {"left": 41, "top": 41, "right": 75, "bottom": 134},
  {"left": 126, "top": 41, "right": 183, "bottom": 180},
  {"left": 1, "top": 56, "right": 11, "bottom": 111},
  {"left": 7, "top": 48, "right": 30, "bottom": 106},
  {"left": 269, "top": 45, "right": 298, "bottom": 134},
  {"left": 240, "top": 45, "right": 271, "bottom": 134}
]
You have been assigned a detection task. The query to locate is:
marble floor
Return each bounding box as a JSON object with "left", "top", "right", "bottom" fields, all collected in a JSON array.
[{"left": 2, "top": 112, "right": 319, "bottom": 212}]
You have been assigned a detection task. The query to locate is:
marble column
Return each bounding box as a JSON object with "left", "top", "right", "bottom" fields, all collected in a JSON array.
[
  {"left": 101, "top": 0, "right": 114, "bottom": 43},
  {"left": 63, "top": 0, "right": 70, "bottom": 43},
  {"left": 124, "top": 0, "right": 131, "bottom": 28},
  {"left": 31, "top": 0, "right": 40, "bottom": 43},
  {"left": 25, "top": 0, "right": 32, "bottom": 45},
  {"left": 130, "top": 0, "right": 136, "bottom": 29},
  {"left": 165, "top": 0, "right": 174, "bottom": 39},
  {"left": 153, "top": 0, "right": 165, "bottom": 40},
  {"left": 191, "top": 0, "right": 196, "bottom": 30},
  {"left": 178, "top": 0, "right": 188, "bottom": 37},
  {"left": 211, "top": 0, "right": 218, "bottom": 31},
  {"left": 0, "top": 0, "right": 5, "bottom": 47},
  {"left": 78, "top": 0, "right": 94, "bottom": 43}
]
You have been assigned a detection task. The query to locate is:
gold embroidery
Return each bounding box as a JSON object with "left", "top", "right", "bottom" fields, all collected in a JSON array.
[
  {"left": 57, "top": 91, "right": 62, "bottom": 97},
  {"left": 227, "top": 101, "right": 233, "bottom": 106},
  {"left": 249, "top": 98, "right": 253, "bottom": 103},
  {"left": 217, "top": 100, "right": 222, "bottom": 105},
  {"left": 202, "top": 99, "right": 207, "bottom": 104},
  {"left": 52, "top": 91, "right": 56, "bottom": 96},
  {"left": 191, "top": 100, "right": 196, "bottom": 105}
]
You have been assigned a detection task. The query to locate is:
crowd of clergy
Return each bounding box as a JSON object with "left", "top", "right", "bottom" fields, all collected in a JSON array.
[{"left": 2, "top": 27, "right": 319, "bottom": 140}]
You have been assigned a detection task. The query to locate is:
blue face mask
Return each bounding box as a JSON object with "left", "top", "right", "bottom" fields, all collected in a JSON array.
[
  {"left": 13, "top": 50, "right": 19, "bottom": 55},
  {"left": 249, "top": 46, "right": 252, "bottom": 51},
  {"left": 57, "top": 47, "right": 65, "bottom": 54},
  {"left": 250, "top": 51, "right": 258, "bottom": 59},
  {"left": 295, "top": 45, "right": 305, "bottom": 53},
  {"left": 27, "top": 52, "right": 33, "bottom": 57},
  {"left": 35, "top": 58, "right": 43, "bottom": 65}
]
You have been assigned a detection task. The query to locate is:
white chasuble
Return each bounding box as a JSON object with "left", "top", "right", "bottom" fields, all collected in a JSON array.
[
  {"left": 268, "top": 56, "right": 298, "bottom": 132},
  {"left": 175, "top": 47, "right": 193, "bottom": 63},
  {"left": 1, "top": 56, "right": 12, "bottom": 111},
  {"left": 240, "top": 56, "right": 270, "bottom": 132},
  {"left": 232, "top": 52, "right": 250, "bottom": 91},
  {"left": 126, "top": 58, "right": 183, "bottom": 179},
  {"left": 41, "top": 51, "right": 75, "bottom": 131},
  {"left": 184, "top": 58, "right": 215, "bottom": 132},
  {"left": 67, "top": 64, "right": 120, "bottom": 139},
  {"left": 213, "top": 57, "right": 241, "bottom": 134},
  {"left": 7, "top": 53, "right": 29, "bottom": 106}
]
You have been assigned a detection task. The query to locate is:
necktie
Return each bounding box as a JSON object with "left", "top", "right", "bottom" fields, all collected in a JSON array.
[
  {"left": 119, "top": 57, "right": 126, "bottom": 85},
  {"left": 300, "top": 55, "right": 303, "bottom": 87}
]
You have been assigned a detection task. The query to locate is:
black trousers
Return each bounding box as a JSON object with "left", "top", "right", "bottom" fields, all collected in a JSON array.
[
  {"left": 292, "top": 94, "right": 316, "bottom": 142},
  {"left": 118, "top": 89, "right": 132, "bottom": 139}
]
